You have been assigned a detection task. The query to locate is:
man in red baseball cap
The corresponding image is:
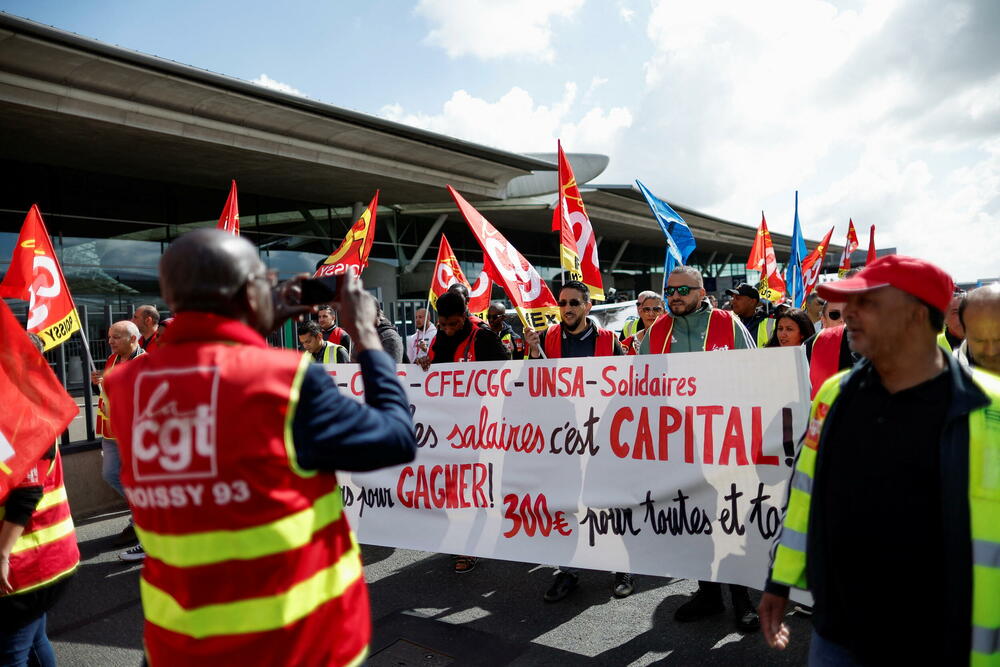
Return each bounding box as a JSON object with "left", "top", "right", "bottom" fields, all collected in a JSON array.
[{"left": 759, "top": 255, "right": 1000, "bottom": 665}]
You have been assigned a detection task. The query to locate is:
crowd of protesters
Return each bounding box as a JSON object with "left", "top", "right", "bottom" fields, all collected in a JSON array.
[{"left": 4, "top": 236, "right": 999, "bottom": 665}]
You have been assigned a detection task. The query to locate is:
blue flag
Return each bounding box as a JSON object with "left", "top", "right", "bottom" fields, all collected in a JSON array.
[
  {"left": 635, "top": 180, "right": 697, "bottom": 292},
  {"left": 784, "top": 191, "right": 807, "bottom": 307}
]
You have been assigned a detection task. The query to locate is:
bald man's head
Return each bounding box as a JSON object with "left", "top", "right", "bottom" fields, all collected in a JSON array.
[
  {"left": 961, "top": 284, "right": 1000, "bottom": 374},
  {"left": 160, "top": 229, "right": 272, "bottom": 330}
]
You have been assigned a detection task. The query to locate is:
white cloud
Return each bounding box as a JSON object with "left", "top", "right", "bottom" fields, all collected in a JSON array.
[
  {"left": 251, "top": 73, "right": 304, "bottom": 97},
  {"left": 619, "top": 6, "right": 635, "bottom": 23},
  {"left": 380, "top": 82, "right": 632, "bottom": 156},
  {"left": 586, "top": 75, "right": 609, "bottom": 98},
  {"left": 610, "top": 0, "right": 1000, "bottom": 281},
  {"left": 415, "top": 0, "right": 585, "bottom": 62}
]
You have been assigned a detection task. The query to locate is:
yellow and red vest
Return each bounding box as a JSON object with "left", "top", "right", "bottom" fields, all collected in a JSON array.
[
  {"left": 1, "top": 451, "right": 79, "bottom": 596},
  {"left": 96, "top": 352, "right": 121, "bottom": 439},
  {"left": 773, "top": 369, "right": 1000, "bottom": 666},
  {"left": 646, "top": 309, "right": 737, "bottom": 354},
  {"left": 543, "top": 324, "right": 616, "bottom": 358},
  {"left": 105, "top": 313, "right": 369, "bottom": 667}
]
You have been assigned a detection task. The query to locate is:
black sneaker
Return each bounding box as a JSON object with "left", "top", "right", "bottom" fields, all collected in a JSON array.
[
  {"left": 543, "top": 571, "right": 579, "bottom": 603},
  {"left": 731, "top": 588, "right": 761, "bottom": 633},
  {"left": 119, "top": 544, "right": 146, "bottom": 562},
  {"left": 612, "top": 572, "right": 636, "bottom": 598},
  {"left": 674, "top": 585, "right": 725, "bottom": 622},
  {"left": 113, "top": 523, "right": 138, "bottom": 548}
]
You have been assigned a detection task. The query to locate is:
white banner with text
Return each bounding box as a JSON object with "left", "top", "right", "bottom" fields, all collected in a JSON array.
[{"left": 333, "top": 347, "right": 810, "bottom": 590}]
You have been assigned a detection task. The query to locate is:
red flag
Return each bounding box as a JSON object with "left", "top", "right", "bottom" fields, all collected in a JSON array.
[
  {"left": 217, "top": 180, "right": 240, "bottom": 236},
  {"left": 838, "top": 219, "right": 859, "bottom": 276},
  {"left": 467, "top": 270, "right": 493, "bottom": 316},
  {"left": 800, "top": 226, "right": 835, "bottom": 306},
  {"left": 428, "top": 235, "right": 471, "bottom": 308},
  {"left": 316, "top": 192, "right": 379, "bottom": 277},
  {"left": 448, "top": 186, "right": 558, "bottom": 328},
  {"left": 0, "top": 300, "right": 78, "bottom": 502},
  {"left": 552, "top": 141, "right": 604, "bottom": 300},
  {"left": 0, "top": 205, "right": 81, "bottom": 350},
  {"left": 866, "top": 225, "right": 877, "bottom": 265},
  {"left": 746, "top": 213, "right": 786, "bottom": 303}
]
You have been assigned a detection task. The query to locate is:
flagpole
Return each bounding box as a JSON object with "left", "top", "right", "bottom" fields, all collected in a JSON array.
[{"left": 77, "top": 319, "right": 98, "bottom": 375}]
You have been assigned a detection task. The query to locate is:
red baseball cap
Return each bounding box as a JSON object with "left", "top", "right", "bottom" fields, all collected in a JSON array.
[{"left": 816, "top": 255, "right": 954, "bottom": 313}]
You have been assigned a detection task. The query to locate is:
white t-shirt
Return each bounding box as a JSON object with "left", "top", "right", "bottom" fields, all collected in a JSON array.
[{"left": 406, "top": 324, "right": 437, "bottom": 362}]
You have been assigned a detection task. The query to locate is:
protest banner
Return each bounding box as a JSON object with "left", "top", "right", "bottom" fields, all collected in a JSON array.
[{"left": 334, "top": 347, "right": 810, "bottom": 591}]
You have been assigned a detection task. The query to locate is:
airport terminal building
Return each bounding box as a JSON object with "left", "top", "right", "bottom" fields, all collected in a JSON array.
[{"left": 0, "top": 13, "right": 842, "bottom": 319}]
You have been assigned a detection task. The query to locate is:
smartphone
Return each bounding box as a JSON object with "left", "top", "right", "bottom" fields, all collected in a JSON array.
[{"left": 299, "top": 276, "right": 340, "bottom": 305}]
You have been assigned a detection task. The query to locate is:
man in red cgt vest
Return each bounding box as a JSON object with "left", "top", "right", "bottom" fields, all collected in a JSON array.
[
  {"left": 104, "top": 229, "right": 417, "bottom": 667},
  {"left": 639, "top": 265, "right": 760, "bottom": 633}
]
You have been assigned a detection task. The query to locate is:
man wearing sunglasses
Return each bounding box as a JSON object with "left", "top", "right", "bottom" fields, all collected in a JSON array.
[
  {"left": 486, "top": 301, "right": 524, "bottom": 358},
  {"left": 524, "top": 280, "right": 633, "bottom": 601},
  {"left": 638, "top": 266, "right": 759, "bottom": 632}
]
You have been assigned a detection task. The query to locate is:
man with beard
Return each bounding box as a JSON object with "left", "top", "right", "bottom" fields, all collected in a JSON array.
[
  {"left": 640, "top": 266, "right": 759, "bottom": 632},
  {"left": 523, "top": 280, "right": 632, "bottom": 601}
]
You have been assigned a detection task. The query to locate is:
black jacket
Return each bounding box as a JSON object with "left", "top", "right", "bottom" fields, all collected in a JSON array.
[{"left": 767, "top": 352, "right": 988, "bottom": 661}]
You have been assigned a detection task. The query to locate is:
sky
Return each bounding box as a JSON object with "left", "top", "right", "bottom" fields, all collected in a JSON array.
[{"left": 3, "top": 0, "right": 998, "bottom": 282}]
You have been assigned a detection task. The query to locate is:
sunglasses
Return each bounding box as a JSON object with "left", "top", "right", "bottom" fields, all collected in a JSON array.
[
  {"left": 558, "top": 299, "right": 585, "bottom": 307},
  {"left": 827, "top": 310, "right": 842, "bottom": 321},
  {"left": 665, "top": 286, "right": 696, "bottom": 296},
  {"left": 641, "top": 306, "right": 664, "bottom": 313},
  {"left": 487, "top": 313, "right": 504, "bottom": 320}
]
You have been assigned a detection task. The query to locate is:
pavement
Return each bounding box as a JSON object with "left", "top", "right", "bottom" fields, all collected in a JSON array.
[{"left": 50, "top": 512, "right": 813, "bottom": 666}]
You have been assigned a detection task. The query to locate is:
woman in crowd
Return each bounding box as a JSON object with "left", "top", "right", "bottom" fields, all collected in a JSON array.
[
  {"left": 765, "top": 308, "right": 814, "bottom": 348},
  {"left": 621, "top": 291, "right": 665, "bottom": 355}
]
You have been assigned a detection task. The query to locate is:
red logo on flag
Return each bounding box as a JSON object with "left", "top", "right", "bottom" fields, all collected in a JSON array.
[
  {"left": 0, "top": 205, "right": 80, "bottom": 350},
  {"left": 317, "top": 192, "right": 379, "bottom": 278}
]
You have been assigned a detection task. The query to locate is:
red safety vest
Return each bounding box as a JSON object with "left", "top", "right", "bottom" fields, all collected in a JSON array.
[
  {"left": 428, "top": 327, "right": 480, "bottom": 363},
  {"left": 645, "top": 310, "right": 737, "bottom": 353},
  {"left": 323, "top": 326, "right": 346, "bottom": 346},
  {"left": 105, "top": 313, "right": 369, "bottom": 667},
  {"left": 96, "top": 351, "right": 138, "bottom": 439},
  {"left": 809, "top": 325, "right": 846, "bottom": 399},
  {"left": 543, "top": 324, "right": 616, "bottom": 358},
  {"left": 4, "top": 451, "right": 80, "bottom": 596}
]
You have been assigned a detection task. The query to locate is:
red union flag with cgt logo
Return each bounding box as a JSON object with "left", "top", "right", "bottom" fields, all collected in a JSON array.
[
  {"left": 448, "top": 186, "right": 558, "bottom": 328},
  {"left": 0, "top": 300, "right": 78, "bottom": 502},
  {"left": 428, "top": 235, "right": 495, "bottom": 316},
  {"left": 316, "top": 191, "right": 379, "bottom": 278},
  {"left": 428, "top": 234, "right": 470, "bottom": 308},
  {"left": 552, "top": 140, "right": 604, "bottom": 300},
  {"left": 0, "top": 205, "right": 80, "bottom": 350}
]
